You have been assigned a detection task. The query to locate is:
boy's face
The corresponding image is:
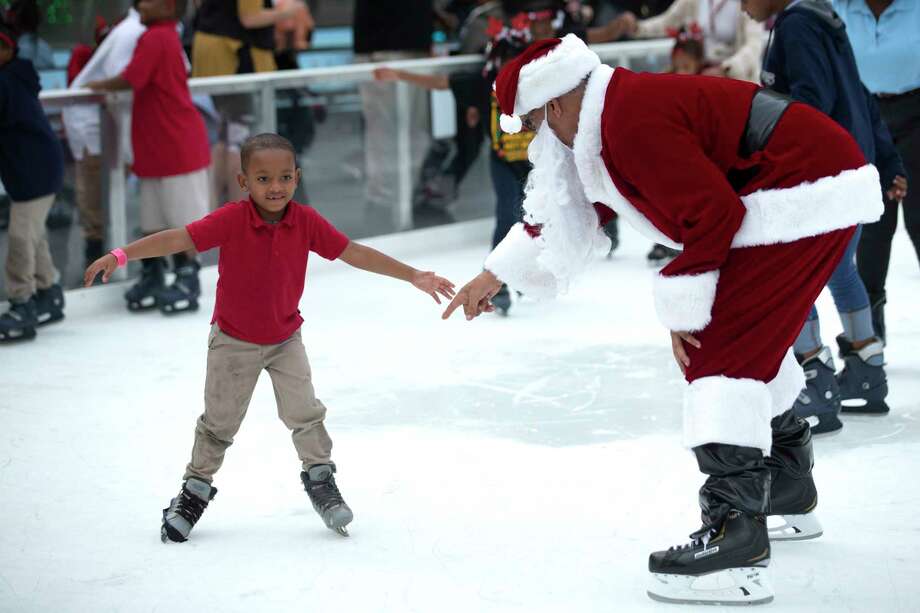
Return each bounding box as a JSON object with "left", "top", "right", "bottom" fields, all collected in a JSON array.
[
  {"left": 137, "top": 0, "right": 176, "bottom": 25},
  {"left": 741, "top": 0, "right": 781, "bottom": 23},
  {"left": 672, "top": 49, "right": 703, "bottom": 75},
  {"left": 238, "top": 149, "right": 301, "bottom": 216}
]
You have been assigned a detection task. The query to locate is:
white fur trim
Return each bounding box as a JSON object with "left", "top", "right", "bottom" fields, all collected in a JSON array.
[
  {"left": 733, "top": 164, "right": 884, "bottom": 248},
  {"left": 514, "top": 34, "right": 601, "bottom": 115},
  {"left": 484, "top": 223, "right": 558, "bottom": 298},
  {"left": 766, "top": 348, "right": 805, "bottom": 418},
  {"left": 653, "top": 270, "right": 719, "bottom": 333},
  {"left": 684, "top": 376, "right": 773, "bottom": 455},
  {"left": 500, "top": 114, "right": 523, "bottom": 134}
]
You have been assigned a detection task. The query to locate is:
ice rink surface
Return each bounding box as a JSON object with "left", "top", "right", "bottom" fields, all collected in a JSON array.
[{"left": 2, "top": 219, "right": 919, "bottom": 612}]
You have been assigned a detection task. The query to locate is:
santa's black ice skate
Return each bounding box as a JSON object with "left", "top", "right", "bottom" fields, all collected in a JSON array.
[
  {"left": 766, "top": 410, "right": 823, "bottom": 541},
  {"left": 835, "top": 335, "right": 889, "bottom": 415},
  {"left": 647, "top": 511, "right": 773, "bottom": 606},
  {"left": 161, "top": 477, "right": 217, "bottom": 543},
  {"left": 302, "top": 464, "right": 353, "bottom": 536}
]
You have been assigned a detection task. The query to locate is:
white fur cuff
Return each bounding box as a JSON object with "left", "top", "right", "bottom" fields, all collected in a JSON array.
[
  {"left": 484, "top": 223, "right": 558, "bottom": 298},
  {"left": 766, "top": 348, "right": 805, "bottom": 417},
  {"left": 683, "top": 376, "right": 774, "bottom": 455},
  {"left": 653, "top": 270, "right": 719, "bottom": 332}
]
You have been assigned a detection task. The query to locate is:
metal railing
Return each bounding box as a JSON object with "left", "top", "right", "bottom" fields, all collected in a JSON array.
[{"left": 37, "top": 38, "right": 673, "bottom": 281}]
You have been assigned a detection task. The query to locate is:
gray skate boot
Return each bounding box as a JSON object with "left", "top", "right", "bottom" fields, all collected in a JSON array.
[
  {"left": 161, "top": 477, "right": 217, "bottom": 543},
  {"left": 302, "top": 464, "right": 353, "bottom": 536},
  {"left": 792, "top": 347, "right": 843, "bottom": 436},
  {"left": 836, "top": 336, "right": 889, "bottom": 415}
]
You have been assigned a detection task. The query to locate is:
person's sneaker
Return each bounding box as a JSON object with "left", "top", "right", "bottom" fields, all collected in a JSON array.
[
  {"left": 34, "top": 284, "right": 65, "bottom": 326},
  {"left": 0, "top": 298, "right": 38, "bottom": 342},
  {"left": 792, "top": 347, "right": 843, "bottom": 435},
  {"left": 836, "top": 336, "right": 889, "bottom": 415},
  {"left": 161, "top": 477, "right": 217, "bottom": 543},
  {"left": 302, "top": 464, "right": 353, "bottom": 536}
]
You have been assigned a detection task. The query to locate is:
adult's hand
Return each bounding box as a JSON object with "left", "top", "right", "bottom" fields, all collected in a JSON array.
[
  {"left": 670, "top": 330, "right": 701, "bottom": 375},
  {"left": 887, "top": 175, "right": 908, "bottom": 203},
  {"left": 441, "top": 271, "right": 503, "bottom": 320}
]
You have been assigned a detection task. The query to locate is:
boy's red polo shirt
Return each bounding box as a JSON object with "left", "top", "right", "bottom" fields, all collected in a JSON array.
[
  {"left": 122, "top": 20, "right": 210, "bottom": 178},
  {"left": 186, "top": 199, "right": 350, "bottom": 344}
]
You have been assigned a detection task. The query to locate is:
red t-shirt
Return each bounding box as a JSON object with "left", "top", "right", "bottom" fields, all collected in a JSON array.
[
  {"left": 186, "top": 199, "right": 350, "bottom": 345},
  {"left": 122, "top": 20, "right": 210, "bottom": 178}
]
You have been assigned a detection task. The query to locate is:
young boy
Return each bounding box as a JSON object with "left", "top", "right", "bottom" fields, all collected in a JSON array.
[
  {"left": 87, "top": 0, "right": 211, "bottom": 316},
  {"left": 84, "top": 133, "right": 455, "bottom": 542},
  {"left": 0, "top": 22, "right": 66, "bottom": 343},
  {"left": 742, "top": 0, "right": 907, "bottom": 433}
]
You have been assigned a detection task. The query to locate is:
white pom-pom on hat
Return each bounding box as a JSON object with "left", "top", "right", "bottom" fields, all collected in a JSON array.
[{"left": 500, "top": 113, "right": 523, "bottom": 134}]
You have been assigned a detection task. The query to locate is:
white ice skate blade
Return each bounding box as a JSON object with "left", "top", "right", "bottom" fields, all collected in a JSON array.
[
  {"left": 647, "top": 566, "right": 773, "bottom": 606},
  {"left": 768, "top": 513, "right": 823, "bottom": 541}
]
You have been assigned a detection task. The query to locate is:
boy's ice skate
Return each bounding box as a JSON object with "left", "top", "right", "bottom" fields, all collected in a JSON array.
[
  {"left": 491, "top": 284, "right": 511, "bottom": 316},
  {"left": 158, "top": 257, "right": 201, "bottom": 314},
  {"left": 125, "top": 257, "right": 166, "bottom": 311},
  {"left": 161, "top": 477, "right": 217, "bottom": 543},
  {"left": 836, "top": 336, "right": 889, "bottom": 415},
  {"left": 792, "top": 347, "right": 843, "bottom": 435},
  {"left": 302, "top": 464, "right": 353, "bottom": 536},
  {"left": 647, "top": 511, "right": 773, "bottom": 606},
  {"left": 0, "top": 298, "right": 38, "bottom": 342},
  {"left": 33, "top": 283, "right": 65, "bottom": 326}
]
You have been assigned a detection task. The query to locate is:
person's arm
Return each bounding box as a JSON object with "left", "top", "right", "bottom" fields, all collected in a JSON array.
[
  {"left": 631, "top": 0, "right": 696, "bottom": 39},
  {"left": 720, "top": 13, "right": 766, "bottom": 82},
  {"left": 865, "top": 85, "right": 908, "bottom": 200},
  {"left": 86, "top": 75, "right": 132, "bottom": 91},
  {"left": 84, "top": 229, "right": 195, "bottom": 286},
  {"left": 373, "top": 67, "right": 450, "bottom": 91},
  {"left": 776, "top": 16, "right": 836, "bottom": 113},
  {"left": 338, "top": 241, "right": 456, "bottom": 304},
  {"left": 237, "top": 0, "right": 306, "bottom": 29},
  {"left": 585, "top": 17, "right": 633, "bottom": 44}
]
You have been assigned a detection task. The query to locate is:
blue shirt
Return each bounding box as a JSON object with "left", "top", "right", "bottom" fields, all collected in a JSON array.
[{"left": 833, "top": 0, "right": 920, "bottom": 94}]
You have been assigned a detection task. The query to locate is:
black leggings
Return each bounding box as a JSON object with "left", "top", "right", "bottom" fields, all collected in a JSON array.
[{"left": 857, "top": 89, "right": 920, "bottom": 299}]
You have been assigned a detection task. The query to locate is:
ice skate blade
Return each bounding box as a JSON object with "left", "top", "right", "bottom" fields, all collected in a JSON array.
[
  {"left": 334, "top": 526, "right": 349, "bottom": 537},
  {"left": 647, "top": 566, "right": 773, "bottom": 606},
  {"left": 768, "top": 513, "right": 823, "bottom": 541},
  {"left": 160, "top": 300, "right": 199, "bottom": 315},
  {"left": 840, "top": 400, "right": 889, "bottom": 416}
]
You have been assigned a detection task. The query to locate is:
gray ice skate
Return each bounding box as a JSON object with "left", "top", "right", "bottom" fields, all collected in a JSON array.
[
  {"left": 161, "top": 477, "right": 216, "bottom": 543},
  {"left": 302, "top": 464, "right": 353, "bottom": 536},
  {"left": 792, "top": 347, "right": 843, "bottom": 436},
  {"left": 836, "top": 336, "right": 889, "bottom": 415}
]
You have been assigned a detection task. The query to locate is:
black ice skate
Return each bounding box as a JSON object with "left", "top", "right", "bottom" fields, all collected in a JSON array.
[
  {"left": 34, "top": 283, "right": 65, "bottom": 326},
  {"left": 792, "top": 347, "right": 843, "bottom": 436},
  {"left": 836, "top": 336, "right": 889, "bottom": 415},
  {"left": 161, "top": 477, "right": 217, "bottom": 543},
  {"left": 647, "top": 243, "right": 680, "bottom": 267},
  {"left": 766, "top": 410, "right": 823, "bottom": 541},
  {"left": 491, "top": 284, "right": 511, "bottom": 316},
  {"left": 159, "top": 255, "right": 201, "bottom": 315},
  {"left": 648, "top": 511, "right": 773, "bottom": 606},
  {"left": 302, "top": 464, "right": 353, "bottom": 536},
  {"left": 125, "top": 257, "right": 166, "bottom": 311},
  {"left": 603, "top": 217, "right": 619, "bottom": 258},
  {"left": 0, "top": 298, "right": 38, "bottom": 342}
]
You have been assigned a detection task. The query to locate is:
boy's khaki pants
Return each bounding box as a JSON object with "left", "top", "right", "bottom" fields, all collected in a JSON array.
[
  {"left": 5, "top": 194, "right": 58, "bottom": 301},
  {"left": 184, "top": 325, "right": 333, "bottom": 483}
]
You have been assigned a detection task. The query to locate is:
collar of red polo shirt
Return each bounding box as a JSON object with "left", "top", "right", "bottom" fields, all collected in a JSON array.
[{"left": 246, "top": 197, "right": 297, "bottom": 228}]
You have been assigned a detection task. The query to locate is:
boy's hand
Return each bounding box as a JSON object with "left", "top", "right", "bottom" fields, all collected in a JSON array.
[
  {"left": 670, "top": 330, "right": 701, "bottom": 376},
  {"left": 442, "top": 270, "right": 503, "bottom": 320},
  {"left": 84, "top": 254, "right": 118, "bottom": 287},
  {"left": 412, "top": 271, "right": 456, "bottom": 304},
  {"left": 887, "top": 175, "right": 908, "bottom": 203}
]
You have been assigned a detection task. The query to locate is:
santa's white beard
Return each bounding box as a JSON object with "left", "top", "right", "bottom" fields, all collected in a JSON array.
[{"left": 522, "top": 122, "right": 610, "bottom": 296}]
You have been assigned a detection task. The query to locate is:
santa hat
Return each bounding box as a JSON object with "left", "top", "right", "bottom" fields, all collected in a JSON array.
[{"left": 494, "top": 34, "right": 600, "bottom": 134}]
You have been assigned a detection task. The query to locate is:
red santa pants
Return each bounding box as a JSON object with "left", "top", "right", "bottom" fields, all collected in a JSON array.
[{"left": 680, "top": 227, "right": 855, "bottom": 454}]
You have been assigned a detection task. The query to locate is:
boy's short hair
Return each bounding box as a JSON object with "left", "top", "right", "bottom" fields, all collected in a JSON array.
[{"left": 240, "top": 133, "right": 297, "bottom": 171}]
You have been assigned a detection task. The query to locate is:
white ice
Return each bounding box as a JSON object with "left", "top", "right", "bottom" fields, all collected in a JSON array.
[{"left": 2, "top": 219, "right": 919, "bottom": 612}]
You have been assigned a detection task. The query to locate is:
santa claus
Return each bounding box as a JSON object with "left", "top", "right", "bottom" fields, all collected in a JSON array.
[{"left": 442, "top": 34, "right": 883, "bottom": 605}]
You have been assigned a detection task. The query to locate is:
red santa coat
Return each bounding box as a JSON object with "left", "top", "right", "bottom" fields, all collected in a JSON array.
[{"left": 486, "top": 65, "right": 882, "bottom": 453}]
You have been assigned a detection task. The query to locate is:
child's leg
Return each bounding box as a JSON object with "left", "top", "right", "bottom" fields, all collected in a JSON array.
[
  {"left": 4, "top": 194, "right": 55, "bottom": 301},
  {"left": 184, "top": 325, "right": 264, "bottom": 482},
  {"left": 263, "top": 329, "right": 333, "bottom": 470}
]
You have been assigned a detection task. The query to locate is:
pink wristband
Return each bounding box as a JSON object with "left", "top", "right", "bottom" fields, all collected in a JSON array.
[{"left": 110, "top": 248, "right": 128, "bottom": 268}]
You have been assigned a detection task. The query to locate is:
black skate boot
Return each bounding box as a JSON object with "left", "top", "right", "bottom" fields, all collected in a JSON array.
[
  {"left": 34, "top": 283, "right": 65, "bottom": 326},
  {"left": 125, "top": 257, "right": 166, "bottom": 311},
  {"left": 792, "top": 347, "right": 843, "bottom": 436},
  {"left": 84, "top": 238, "right": 105, "bottom": 269},
  {"left": 647, "top": 243, "right": 680, "bottom": 268},
  {"left": 766, "top": 410, "right": 822, "bottom": 541},
  {"left": 0, "top": 298, "right": 38, "bottom": 342},
  {"left": 491, "top": 284, "right": 511, "bottom": 316},
  {"left": 158, "top": 254, "right": 201, "bottom": 315},
  {"left": 836, "top": 336, "right": 888, "bottom": 415},
  {"left": 161, "top": 477, "right": 217, "bottom": 543},
  {"left": 647, "top": 444, "right": 773, "bottom": 605},
  {"left": 301, "top": 464, "right": 353, "bottom": 536},
  {"left": 603, "top": 217, "right": 619, "bottom": 258},
  {"left": 868, "top": 292, "right": 886, "bottom": 346}
]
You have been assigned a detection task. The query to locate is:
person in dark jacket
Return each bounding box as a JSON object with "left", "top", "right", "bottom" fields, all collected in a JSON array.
[
  {"left": 0, "top": 23, "right": 65, "bottom": 342},
  {"left": 744, "top": 0, "right": 907, "bottom": 433}
]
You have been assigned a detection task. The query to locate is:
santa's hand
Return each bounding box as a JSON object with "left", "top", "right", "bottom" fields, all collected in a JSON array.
[
  {"left": 670, "top": 330, "right": 701, "bottom": 375},
  {"left": 442, "top": 270, "right": 503, "bottom": 320}
]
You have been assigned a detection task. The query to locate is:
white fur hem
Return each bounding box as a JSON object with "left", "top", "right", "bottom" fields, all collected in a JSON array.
[
  {"left": 766, "top": 348, "right": 805, "bottom": 417},
  {"left": 484, "top": 223, "right": 558, "bottom": 298},
  {"left": 514, "top": 34, "right": 601, "bottom": 115},
  {"left": 684, "top": 376, "right": 773, "bottom": 455},
  {"left": 653, "top": 270, "right": 719, "bottom": 332}
]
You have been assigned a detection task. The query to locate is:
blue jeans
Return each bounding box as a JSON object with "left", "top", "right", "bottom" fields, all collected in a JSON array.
[{"left": 489, "top": 153, "right": 528, "bottom": 248}]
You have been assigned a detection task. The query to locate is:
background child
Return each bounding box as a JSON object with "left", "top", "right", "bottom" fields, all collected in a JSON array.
[
  {"left": 88, "top": 0, "right": 211, "bottom": 316},
  {"left": 84, "top": 133, "right": 455, "bottom": 542},
  {"left": 0, "top": 22, "right": 65, "bottom": 343}
]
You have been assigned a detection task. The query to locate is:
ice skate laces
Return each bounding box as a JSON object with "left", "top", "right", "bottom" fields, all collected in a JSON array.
[
  {"left": 307, "top": 475, "right": 345, "bottom": 512},
  {"left": 173, "top": 487, "right": 209, "bottom": 524},
  {"left": 670, "top": 528, "right": 714, "bottom": 552}
]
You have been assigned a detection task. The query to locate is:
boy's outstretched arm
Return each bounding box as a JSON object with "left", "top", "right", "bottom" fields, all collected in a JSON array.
[
  {"left": 84, "top": 228, "right": 195, "bottom": 286},
  {"left": 338, "top": 241, "right": 455, "bottom": 304}
]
